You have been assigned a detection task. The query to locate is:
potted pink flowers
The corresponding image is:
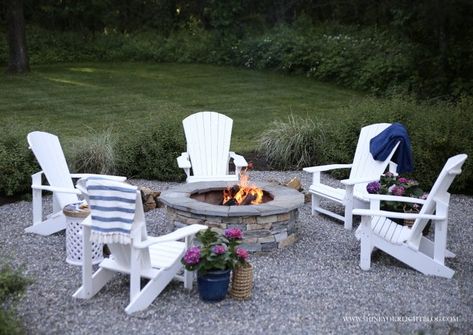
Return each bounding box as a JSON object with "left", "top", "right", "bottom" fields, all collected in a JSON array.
[
  {"left": 181, "top": 227, "right": 249, "bottom": 302},
  {"left": 367, "top": 172, "right": 429, "bottom": 228}
]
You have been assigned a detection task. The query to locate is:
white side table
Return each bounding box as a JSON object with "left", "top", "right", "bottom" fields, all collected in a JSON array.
[{"left": 63, "top": 202, "right": 103, "bottom": 266}]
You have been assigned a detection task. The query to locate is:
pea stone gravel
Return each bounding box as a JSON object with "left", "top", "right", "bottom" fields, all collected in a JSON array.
[{"left": 1, "top": 171, "right": 472, "bottom": 334}]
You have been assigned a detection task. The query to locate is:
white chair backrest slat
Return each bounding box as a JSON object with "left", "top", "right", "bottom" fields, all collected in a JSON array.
[
  {"left": 183, "top": 111, "right": 233, "bottom": 177},
  {"left": 407, "top": 154, "right": 467, "bottom": 247},
  {"left": 96, "top": 190, "right": 152, "bottom": 270},
  {"left": 27, "top": 131, "right": 78, "bottom": 208},
  {"left": 350, "top": 123, "right": 398, "bottom": 195}
]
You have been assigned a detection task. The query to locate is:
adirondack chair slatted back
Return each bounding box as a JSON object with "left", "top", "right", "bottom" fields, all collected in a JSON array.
[
  {"left": 407, "top": 154, "right": 467, "bottom": 248},
  {"left": 27, "top": 131, "right": 78, "bottom": 208},
  {"left": 79, "top": 183, "right": 152, "bottom": 270},
  {"left": 350, "top": 123, "right": 399, "bottom": 195},
  {"left": 183, "top": 111, "right": 233, "bottom": 177},
  {"left": 106, "top": 194, "right": 152, "bottom": 269}
]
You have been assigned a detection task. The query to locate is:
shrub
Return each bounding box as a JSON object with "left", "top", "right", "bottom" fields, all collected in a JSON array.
[
  {"left": 257, "top": 114, "right": 326, "bottom": 170},
  {"left": 321, "top": 96, "right": 473, "bottom": 194},
  {"left": 116, "top": 115, "right": 186, "bottom": 181},
  {"left": 69, "top": 128, "right": 117, "bottom": 175},
  {"left": 0, "top": 264, "right": 31, "bottom": 335},
  {"left": 0, "top": 125, "right": 38, "bottom": 197}
]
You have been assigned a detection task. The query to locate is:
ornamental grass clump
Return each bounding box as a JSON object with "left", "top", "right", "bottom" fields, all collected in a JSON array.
[
  {"left": 367, "top": 172, "right": 428, "bottom": 213},
  {"left": 181, "top": 228, "right": 249, "bottom": 274}
]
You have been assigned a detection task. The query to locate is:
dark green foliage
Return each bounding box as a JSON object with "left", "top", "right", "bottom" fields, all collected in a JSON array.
[
  {"left": 323, "top": 96, "right": 473, "bottom": 194},
  {"left": 234, "top": 24, "right": 417, "bottom": 95},
  {"left": 0, "top": 124, "right": 38, "bottom": 197},
  {"left": 257, "top": 96, "right": 473, "bottom": 193},
  {"left": 1, "top": 0, "right": 471, "bottom": 97},
  {"left": 115, "top": 116, "right": 186, "bottom": 181},
  {"left": 2, "top": 21, "right": 468, "bottom": 98},
  {"left": 0, "top": 264, "right": 31, "bottom": 335}
]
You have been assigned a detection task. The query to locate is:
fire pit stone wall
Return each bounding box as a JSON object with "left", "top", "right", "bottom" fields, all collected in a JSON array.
[{"left": 160, "top": 181, "right": 304, "bottom": 252}]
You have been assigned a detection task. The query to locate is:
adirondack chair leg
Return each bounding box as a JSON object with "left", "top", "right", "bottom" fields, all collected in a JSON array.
[
  {"left": 311, "top": 194, "right": 319, "bottom": 216},
  {"left": 372, "top": 235, "right": 455, "bottom": 278},
  {"left": 359, "top": 217, "right": 372, "bottom": 271},
  {"left": 73, "top": 224, "right": 115, "bottom": 299},
  {"left": 419, "top": 236, "right": 455, "bottom": 258},
  {"left": 82, "top": 223, "right": 93, "bottom": 296},
  {"left": 73, "top": 268, "right": 116, "bottom": 299},
  {"left": 183, "top": 270, "right": 193, "bottom": 290},
  {"left": 31, "top": 172, "right": 43, "bottom": 225},
  {"left": 125, "top": 263, "right": 182, "bottom": 315},
  {"left": 183, "top": 235, "right": 194, "bottom": 290},
  {"left": 344, "top": 185, "right": 354, "bottom": 230},
  {"left": 26, "top": 172, "right": 67, "bottom": 235},
  {"left": 433, "top": 219, "right": 449, "bottom": 264},
  {"left": 130, "top": 245, "right": 142, "bottom": 304}
]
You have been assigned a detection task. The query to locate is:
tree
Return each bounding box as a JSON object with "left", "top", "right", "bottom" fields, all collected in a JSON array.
[{"left": 5, "top": 0, "right": 29, "bottom": 73}]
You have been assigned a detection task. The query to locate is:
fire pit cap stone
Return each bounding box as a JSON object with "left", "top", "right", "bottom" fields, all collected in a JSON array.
[
  {"left": 270, "top": 194, "right": 305, "bottom": 211},
  {"left": 181, "top": 181, "right": 235, "bottom": 194},
  {"left": 159, "top": 192, "right": 191, "bottom": 205},
  {"left": 228, "top": 205, "right": 261, "bottom": 216},
  {"left": 160, "top": 180, "right": 304, "bottom": 217},
  {"left": 254, "top": 204, "right": 292, "bottom": 216},
  {"left": 188, "top": 203, "right": 230, "bottom": 216}
]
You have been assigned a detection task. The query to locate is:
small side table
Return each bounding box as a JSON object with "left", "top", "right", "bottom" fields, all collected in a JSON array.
[{"left": 63, "top": 202, "right": 103, "bottom": 266}]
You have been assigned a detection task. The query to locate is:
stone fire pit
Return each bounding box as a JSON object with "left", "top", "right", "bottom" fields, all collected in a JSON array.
[{"left": 160, "top": 181, "right": 304, "bottom": 252}]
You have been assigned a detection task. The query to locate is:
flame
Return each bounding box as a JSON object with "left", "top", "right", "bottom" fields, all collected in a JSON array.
[{"left": 222, "top": 165, "right": 263, "bottom": 206}]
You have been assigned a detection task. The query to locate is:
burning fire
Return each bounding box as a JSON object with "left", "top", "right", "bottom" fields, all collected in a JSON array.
[{"left": 222, "top": 164, "right": 263, "bottom": 206}]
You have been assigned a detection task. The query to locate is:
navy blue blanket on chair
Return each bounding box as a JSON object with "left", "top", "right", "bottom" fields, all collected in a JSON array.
[{"left": 370, "top": 123, "right": 413, "bottom": 173}]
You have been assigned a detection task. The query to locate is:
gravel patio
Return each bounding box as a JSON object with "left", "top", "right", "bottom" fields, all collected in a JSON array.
[{"left": 1, "top": 171, "right": 472, "bottom": 334}]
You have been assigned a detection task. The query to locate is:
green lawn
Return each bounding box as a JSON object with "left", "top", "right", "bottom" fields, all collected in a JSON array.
[{"left": 0, "top": 62, "right": 363, "bottom": 153}]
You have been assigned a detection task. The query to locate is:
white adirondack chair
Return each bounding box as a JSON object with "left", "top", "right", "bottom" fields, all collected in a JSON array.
[
  {"left": 353, "top": 154, "right": 467, "bottom": 278},
  {"left": 303, "top": 123, "right": 399, "bottom": 230},
  {"left": 25, "top": 131, "right": 126, "bottom": 236},
  {"left": 74, "top": 179, "right": 207, "bottom": 314},
  {"left": 177, "top": 111, "right": 248, "bottom": 182}
]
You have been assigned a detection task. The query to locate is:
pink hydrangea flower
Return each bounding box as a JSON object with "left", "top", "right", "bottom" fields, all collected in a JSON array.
[
  {"left": 183, "top": 246, "right": 201, "bottom": 265},
  {"left": 391, "top": 185, "right": 405, "bottom": 196},
  {"left": 398, "top": 177, "right": 409, "bottom": 183},
  {"left": 212, "top": 245, "right": 226, "bottom": 254},
  {"left": 367, "top": 181, "right": 381, "bottom": 194},
  {"left": 224, "top": 227, "right": 243, "bottom": 240},
  {"left": 235, "top": 247, "right": 249, "bottom": 261}
]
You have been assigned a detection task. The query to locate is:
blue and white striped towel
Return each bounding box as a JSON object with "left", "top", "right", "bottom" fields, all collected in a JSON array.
[{"left": 86, "top": 178, "right": 137, "bottom": 244}]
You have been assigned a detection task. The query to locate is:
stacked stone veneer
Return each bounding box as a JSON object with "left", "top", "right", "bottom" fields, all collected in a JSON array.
[{"left": 160, "top": 181, "right": 304, "bottom": 252}]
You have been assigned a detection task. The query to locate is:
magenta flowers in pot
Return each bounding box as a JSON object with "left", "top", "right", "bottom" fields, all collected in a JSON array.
[
  {"left": 366, "top": 172, "right": 428, "bottom": 213},
  {"left": 182, "top": 227, "right": 249, "bottom": 273},
  {"left": 181, "top": 227, "right": 249, "bottom": 302}
]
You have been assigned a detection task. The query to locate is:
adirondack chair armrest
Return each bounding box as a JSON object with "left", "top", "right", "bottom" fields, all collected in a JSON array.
[
  {"left": 303, "top": 163, "right": 353, "bottom": 173},
  {"left": 353, "top": 208, "right": 445, "bottom": 221},
  {"left": 363, "top": 193, "right": 428, "bottom": 205},
  {"left": 134, "top": 224, "right": 207, "bottom": 249},
  {"left": 31, "top": 184, "right": 82, "bottom": 195},
  {"left": 70, "top": 173, "right": 126, "bottom": 182},
  {"left": 177, "top": 153, "right": 192, "bottom": 169},
  {"left": 340, "top": 176, "right": 381, "bottom": 185},
  {"left": 229, "top": 152, "right": 248, "bottom": 169}
]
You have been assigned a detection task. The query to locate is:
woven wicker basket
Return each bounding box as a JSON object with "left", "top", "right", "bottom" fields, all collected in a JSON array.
[{"left": 230, "top": 263, "right": 253, "bottom": 300}]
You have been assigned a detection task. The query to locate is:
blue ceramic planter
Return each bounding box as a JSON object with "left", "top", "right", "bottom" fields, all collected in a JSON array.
[{"left": 197, "top": 269, "right": 231, "bottom": 302}]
